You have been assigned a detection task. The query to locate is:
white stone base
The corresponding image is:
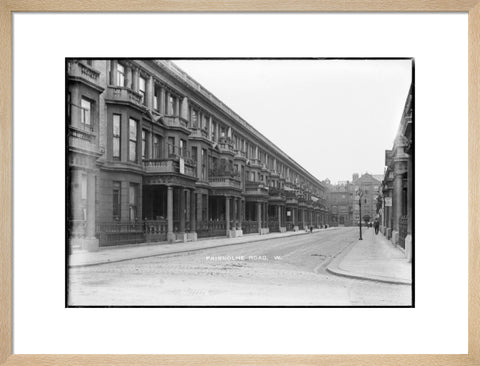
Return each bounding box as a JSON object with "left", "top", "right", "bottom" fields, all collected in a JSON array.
[
  {"left": 70, "top": 237, "right": 99, "bottom": 252},
  {"left": 405, "top": 234, "right": 412, "bottom": 262},
  {"left": 259, "top": 228, "right": 270, "bottom": 235},
  {"left": 176, "top": 232, "right": 188, "bottom": 242},
  {"left": 279, "top": 227, "right": 287, "bottom": 233},
  {"left": 187, "top": 232, "right": 197, "bottom": 241},
  {"left": 293, "top": 225, "right": 299, "bottom": 232},
  {"left": 167, "top": 232, "right": 176, "bottom": 243},
  {"left": 227, "top": 229, "right": 243, "bottom": 238},
  {"left": 392, "top": 230, "right": 399, "bottom": 246},
  {"left": 386, "top": 228, "right": 392, "bottom": 239}
]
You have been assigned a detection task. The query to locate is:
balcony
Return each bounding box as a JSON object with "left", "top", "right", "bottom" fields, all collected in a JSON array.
[
  {"left": 68, "top": 126, "right": 103, "bottom": 156},
  {"left": 67, "top": 60, "right": 103, "bottom": 92},
  {"left": 249, "top": 158, "right": 262, "bottom": 168},
  {"left": 268, "top": 187, "right": 285, "bottom": 197},
  {"left": 285, "top": 190, "right": 298, "bottom": 205},
  {"left": 245, "top": 181, "right": 269, "bottom": 196},
  {"left": 106, "top": 86, "right": 145, "bottom": 111},
  {"left": 162, "top": 116, "right": 190, "bottom": 134},
  {"left": 209, "top": 176, "right": 241, "bottom": 190},
  {"left": 217, "top": 137, "right": 235, "bottom": 154},
  {"left": 190, "top": 127, "right": 208, "bottom": 140},
  {"left": 234, "top": 150, "right": 247, "bottom": 160},
  {"left": 269, "top": 170, "right": 280, "bottom": 178},
  {"left": 143, "top": 158, "right": 196, "bottom": 178}
]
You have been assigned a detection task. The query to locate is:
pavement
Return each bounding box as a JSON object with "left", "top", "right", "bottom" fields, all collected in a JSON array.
[
  {"left": 69, "top": 227, "right": 333, "bottom": 268},
  {"left": 326, "top": 228, "right": 412, "bottom": 285},
  {"left": 69, "top": 227, "right": 413, "bottom": 286}
]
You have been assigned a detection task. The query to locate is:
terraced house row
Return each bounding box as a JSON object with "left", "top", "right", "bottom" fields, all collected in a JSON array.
[{"left": 67, "top": 59, "right": 328, "bottom": 251}]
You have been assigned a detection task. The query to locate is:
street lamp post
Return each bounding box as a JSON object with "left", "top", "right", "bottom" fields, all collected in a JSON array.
[{"left": 357, "top": 189, "right": 364, "bottom": 240}]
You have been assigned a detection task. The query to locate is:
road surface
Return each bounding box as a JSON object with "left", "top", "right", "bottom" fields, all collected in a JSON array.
[{"left": 68, "top": 227, "right": 412, "bottom": 306}]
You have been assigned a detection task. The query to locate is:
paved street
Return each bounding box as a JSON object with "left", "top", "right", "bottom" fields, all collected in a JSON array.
[{"left": 68, "top": 227, "right": 412, "bottom": 306}]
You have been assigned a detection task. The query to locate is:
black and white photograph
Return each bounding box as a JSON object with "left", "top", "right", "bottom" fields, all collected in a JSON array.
[{"left": 66, "top": 58, "right": 414, "bottom": 307}]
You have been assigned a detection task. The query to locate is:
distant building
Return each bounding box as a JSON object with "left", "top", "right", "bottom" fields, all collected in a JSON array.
[
  {"left": 325, "top": 181, "right": 354, "bottom": 227},
  {"left": 381, "top": 84, "right": 413, "bottom": 259},
  {"left": 351, "top": 173, "right": 383, "bottom": 225}
]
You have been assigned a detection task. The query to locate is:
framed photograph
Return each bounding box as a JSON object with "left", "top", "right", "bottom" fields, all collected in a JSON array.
[{"left": 1, "top": 1, "right": 478, "bottom": 365}]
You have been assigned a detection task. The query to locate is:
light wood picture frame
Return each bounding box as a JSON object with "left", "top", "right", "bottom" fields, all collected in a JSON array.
[{"left": 0, "top": 1, "right": 478, "bottom": 365}]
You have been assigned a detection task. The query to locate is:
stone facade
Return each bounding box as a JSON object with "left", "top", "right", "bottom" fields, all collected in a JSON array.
[
  {"left": 351, "top": 173, "right": 383, "bottom": 225},
  {"left": 67, "top": 59, "right": 328, "bottom": 251},
  {"left": 381, "top": 84, "right": 413, "bottom": 260}
]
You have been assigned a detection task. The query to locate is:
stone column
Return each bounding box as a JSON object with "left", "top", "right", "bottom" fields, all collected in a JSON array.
[
  {"left": 407, "top": 156, "right": 413, "bottom": 234},
  {"left": 146, "top": 75, "right": 153, "bottom": 109},
  {"left": 197, "top": 192, "right": 203, "bottom": 223},
  {"left": 165, "top": 91, "right": 172, "bottom": 115},
  {"left": 208, "top": 116, "right": 213, "bottom": 140},
  {"left": 278, "top": 205, "right": 282, "bottom": 229},
  {"left": 132, "top": 68, "right": 139, "bottom": 92},
  {"left": 190, "top": 190, "right": 197, "bottom": 240},
  {"left": 179, "top": 188, "right": 186, "bottom": 233},
  {"left": 196, "top": 144, "right": 202, "bottom": 179},
  {"left": 238, "top": 199, "right": 243, "bottom": 230},
  {"left": 233, "top": 198, "right": 238, "bottom": 230},
  {"left": 160, "top": 87, "right": 166, "bottom": 114},
  {"left": 175, "top": 98, "right": 180, "bottom": 117},
  {"left": 109, "top": 60, "right": 117, "bottom": 85},
  {"left": 225, "top": 196, "right": 230, "bottom": 233},
  {"left": 257, "top": 202, "right": 262, "bottom": 233},
  {"left": 167, "top": 186, "right": 174, "bottom": 243},
  {"left": 393, "top": 172, "right": 403, "bottom": 232},
  {"left": 181, "top": 97, "right": 189, "bottom": 120},
  {"left": 84, "top": 172, "right": 98, "bottom": 251},
  {"left": 125, "top": 64, "right": 132, "bottom": 88}
]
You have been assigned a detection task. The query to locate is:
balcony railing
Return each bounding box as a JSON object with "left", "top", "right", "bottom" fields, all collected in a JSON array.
[
  {"left": 245, "top": 181, "right": 269, "bottom": 195},
  {"left": 249, "top": 158, "right": 262, "bottom": 168},
  {"left": 69, "top": 127, "right": 103, "bottom": 155},
  {"left": 163, "top": 115, "right": 189, "bottom": 130},
  {"left": 218, "top": 137, "right": 235, "bottom": 152},
  {"left": 190, "top": 127, "right": 208, "bottom": 139},
  {"left": 143, "top": 158, "right": 197, "bottom": 178},
  {"left": 268, "top": 187, "right": 285, "bottom": 197},
  {"left": 67, "top": 60, "right": 101, "bottom": 84},
  {"left": 234, "top": 150, "right": 247, "bottom": 159},
  {"left": 106, "top": 86, "right": 143, "bottom": 107},
  {"left": 144, "top": 220, "right": 168, "bottom": 242},
  {"left": 209, "top": 176, "right": 241, "bottom": 189}
]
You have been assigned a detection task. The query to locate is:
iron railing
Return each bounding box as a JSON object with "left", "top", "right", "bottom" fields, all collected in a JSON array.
[
  {"left": 268, "top": 220, "right": 280, "bottom": 232},
  {"left": 196, "top": 220, "right": 226, "bottom": 238},
  {"left": 242, "top": 220, "right": 258, "bottom": 234}
]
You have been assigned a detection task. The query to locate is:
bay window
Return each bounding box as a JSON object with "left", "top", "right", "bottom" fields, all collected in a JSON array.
[{"left": 129, "top": 118, "right": 138, "bottom": 162}]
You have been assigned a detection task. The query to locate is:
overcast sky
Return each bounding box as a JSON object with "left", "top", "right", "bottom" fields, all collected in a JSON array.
[{"left": 174, "top": 59, "right": 412, "bottom": 184}]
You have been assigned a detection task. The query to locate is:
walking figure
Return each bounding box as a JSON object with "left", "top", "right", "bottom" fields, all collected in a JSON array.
[{"left": 374, "top": 218, "right": 380, "bottom": 235}]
